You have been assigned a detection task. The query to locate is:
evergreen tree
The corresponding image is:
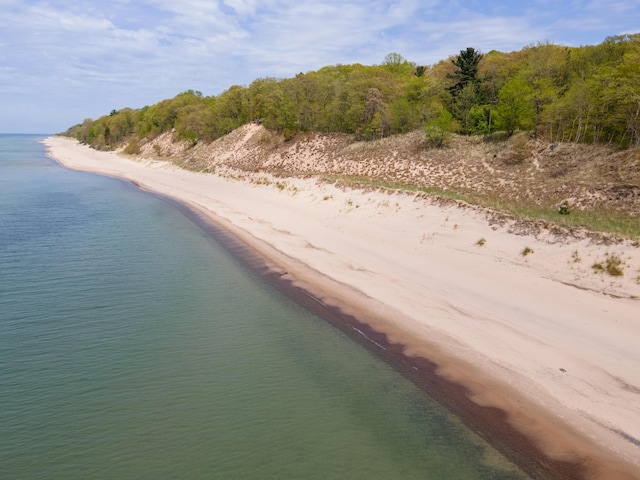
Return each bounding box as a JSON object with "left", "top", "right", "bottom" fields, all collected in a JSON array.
[
  {"left": 448, "top": 47, "right": 484, "bottom": 96},
  {"left": 448, "top": 47, "right": 485, "bottom": 131}
]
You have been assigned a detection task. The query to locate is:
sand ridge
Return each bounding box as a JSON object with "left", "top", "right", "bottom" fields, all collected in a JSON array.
[
  {"left": 137, "top": 123, "right": 640, "bottom": 219},
  {"left": 44, "top": 135, "right": 640, "bottom": 479}
]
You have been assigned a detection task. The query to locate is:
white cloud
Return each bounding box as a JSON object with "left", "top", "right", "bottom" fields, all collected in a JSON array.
[{"left": 0, "top": 0, "right": 638, "bottom": 132}]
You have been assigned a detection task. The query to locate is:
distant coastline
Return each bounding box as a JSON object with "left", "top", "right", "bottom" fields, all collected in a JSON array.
[{"left": 45, "top": 135, "right": 640, "bottom": 480}]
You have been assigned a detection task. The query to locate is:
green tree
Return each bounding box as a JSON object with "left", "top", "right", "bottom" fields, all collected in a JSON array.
[
  {"left": 521, "top": 42, "right": 564, "bottom": 137},
  {"left": 388, "top": 98, "right": 415, "bottom": 134},
  {"left": 216, "top": 85, "right": 249, "bottom": 135},
  {"left": 424, "top": 108, "right": 454, "bottom": 147},
  {"left": 448, "top": 47, "right": 485, "bottom": 131},
  {"left": 448, "top": 47, "right": 484, "bottom": 96},
  {"left": 468, "top": 104, "right": 492, "bottom": 135},
  {"left": 494, "top": 77, "right": 533, "bottom": 136},
  {"left": 453, "top": 82, "right": 480, "bottom": 132},
  {"left": 62, "top": 35, "right": 640, "bottom": 150},
  {"left": 175, "top": 101, "right": 209, "bottom": 145},
  {"left": 382, "top": 52, "right": 413, "bottom": 74}
]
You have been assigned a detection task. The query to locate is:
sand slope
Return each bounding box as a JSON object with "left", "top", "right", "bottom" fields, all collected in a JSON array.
[{"left": 44, "top": 135, "right": 640, "bottom": 479}]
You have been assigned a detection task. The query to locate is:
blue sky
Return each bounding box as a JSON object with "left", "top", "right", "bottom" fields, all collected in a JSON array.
[{"left": 1, "top": 0, "right": 638, "bottom": 133}]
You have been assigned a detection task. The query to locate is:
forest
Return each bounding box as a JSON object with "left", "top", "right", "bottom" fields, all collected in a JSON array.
[{"left": 66, "top": 34, "right": 640, "bottom": 151}]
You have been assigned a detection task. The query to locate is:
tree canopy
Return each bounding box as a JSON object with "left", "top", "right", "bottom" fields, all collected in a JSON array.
[{"left": 66, "top": 34, "right": 640, "bottom": 150}]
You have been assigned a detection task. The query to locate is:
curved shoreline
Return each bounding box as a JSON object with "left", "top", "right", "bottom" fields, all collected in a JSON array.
[
  {"left": 44, "top": 136, "right": 640, "bottom": 479},
  {"left": 74, "top": 171, "right": 584, "bottom": 479}
]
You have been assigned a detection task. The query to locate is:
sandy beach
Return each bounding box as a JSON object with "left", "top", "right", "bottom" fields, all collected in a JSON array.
[{"left": 44, "top": 135, "right": 640, "bottom": 479}]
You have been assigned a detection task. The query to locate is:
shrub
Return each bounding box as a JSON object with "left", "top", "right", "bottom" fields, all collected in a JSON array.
[
  {"left": 558, "top": 201, "right": 571, "bottom": 215},
  {"left": 503, "top": 134, "right": 531, "bottom": 165},
  {"left": 124, "top": 138, "right": 141, "bottom": 155},
  {"left": 592, "top": 253, "right": 624, "bottom": 276},
  {"left": 424, "top": 110, "right": 453, "bottom": 148},
  {"left": 605, "top": 254, "right": 624, "bottom": 277}
]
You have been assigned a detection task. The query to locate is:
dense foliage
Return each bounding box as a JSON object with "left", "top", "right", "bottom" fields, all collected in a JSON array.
[{"left": 66, "top": 34, "right": 640, "bottom": 150}]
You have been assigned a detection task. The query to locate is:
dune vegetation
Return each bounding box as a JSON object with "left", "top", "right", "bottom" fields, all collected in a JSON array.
[{"left": 62, "top": 34, "right": 640, "bottom": 238}]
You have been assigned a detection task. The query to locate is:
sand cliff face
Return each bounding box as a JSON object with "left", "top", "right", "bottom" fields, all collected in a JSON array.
[{"left": 135, "top": 123, "right": 640, "bottom": 218}]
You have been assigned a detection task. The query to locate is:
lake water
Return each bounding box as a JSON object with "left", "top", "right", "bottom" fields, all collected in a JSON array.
[{"left": 0, "top": 134, "right": 531, "bottom": 479}]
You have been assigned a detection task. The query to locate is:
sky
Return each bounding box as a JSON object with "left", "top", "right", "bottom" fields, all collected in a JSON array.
[{"left": 1, "top": 0, "right": 639, "bottom": 133}]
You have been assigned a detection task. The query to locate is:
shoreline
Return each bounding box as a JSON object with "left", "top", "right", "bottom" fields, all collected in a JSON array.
[
  {"left": 143, "top": 192, "right": 587, "bottom": 479},
  {"left": 44, "top": 136, "right": 640, "bottom": 479}
]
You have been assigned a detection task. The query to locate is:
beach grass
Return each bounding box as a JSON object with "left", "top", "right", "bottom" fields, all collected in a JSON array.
[{"left": 322, "top": 174, "right": 640, "bottom": 240}]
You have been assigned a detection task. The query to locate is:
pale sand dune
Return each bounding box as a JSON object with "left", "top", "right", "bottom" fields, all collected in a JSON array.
[{"left": 44, "top": 136, "right": 640, "bottom": 479}]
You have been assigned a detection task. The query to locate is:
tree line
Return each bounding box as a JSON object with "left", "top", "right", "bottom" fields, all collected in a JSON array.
[{"left": 66, "top": 34, "right": 640, "bottom": 150}]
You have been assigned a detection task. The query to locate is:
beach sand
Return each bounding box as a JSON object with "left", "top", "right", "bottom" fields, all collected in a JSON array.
[{"left": 44, "top": 135, "right": 640, "bottom": 479}]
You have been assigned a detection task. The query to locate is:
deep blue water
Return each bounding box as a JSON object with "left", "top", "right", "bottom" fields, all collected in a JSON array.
[{"left": 0, "top": 134, "right": 530, "bottom": 479}]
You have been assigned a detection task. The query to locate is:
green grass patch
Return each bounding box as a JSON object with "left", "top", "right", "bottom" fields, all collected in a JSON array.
[
  {"left": 321, "top": 174, "right": 640, "bottom": 240},
  {"left": 500, "top": 205, "right": 640, "bottom": 239}
]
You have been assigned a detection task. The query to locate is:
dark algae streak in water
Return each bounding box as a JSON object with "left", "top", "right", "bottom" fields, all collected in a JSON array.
[{"left": 166, "top": 197, "right": 588, "bottom": 480}]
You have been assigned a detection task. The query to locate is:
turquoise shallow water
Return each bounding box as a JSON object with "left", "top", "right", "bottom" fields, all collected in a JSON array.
[{"left": 0, "top": 134, "right": 531, "bottom": 479}]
